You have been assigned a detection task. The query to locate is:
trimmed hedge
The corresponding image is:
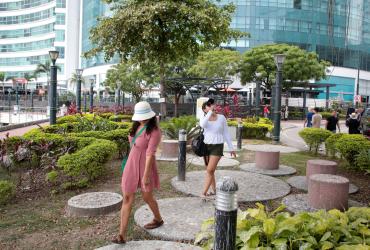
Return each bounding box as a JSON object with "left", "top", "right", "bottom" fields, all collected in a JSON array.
[
  {"left": 325, "top": 133, "right": 345, "bottom": 157},
  {"left": 228, "top": 118, "right": 273, "bottom": 139},
  {"left": 0, "top": 180, "right": 15, "bottom": 205},
  {"left": 109, "top": 114, "right": 133, "bottom": 122},
  {"left": 57, "top": 139, "right": 118, "bottom": 183},
  {"left": 299, "top": 128, "right": 332, "bottom": 153},
  {"left": 335, "top": 134, "right": 370, "bottom": 170}
]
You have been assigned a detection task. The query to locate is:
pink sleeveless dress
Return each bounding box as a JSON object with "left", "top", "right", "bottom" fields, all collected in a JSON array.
[{"left": 121, "top": 128, "right": 161, "bottom": 194}]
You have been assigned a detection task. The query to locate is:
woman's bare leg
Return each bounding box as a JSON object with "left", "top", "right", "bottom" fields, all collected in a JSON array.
[
  {"left": 202, "top": 155, "right": 221, "bottom": 196},
  {"left": 142, "top": 191, "right": 162, "bottom": 222},
  {"left": 119, "top": 193, "right": 135, "bottom": 239}
]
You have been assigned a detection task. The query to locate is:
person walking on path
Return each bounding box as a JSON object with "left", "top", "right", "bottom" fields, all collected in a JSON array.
[
  {"left": 312, "top": 107, "right": 322, "bottom": 128},
  {"left": 113, "top": 101, "right": 163, "bottom": 244},
  {"left": 263, "top": 105, "right": 270, "bottom": 118},
  {"left": 326, "top": 110, "right": 341, "bottom": 133},
  {"left": 304, "top": 108, "right": 314, "bottom": 128},
  {"left": 200, "top": 98, "right": 236, "bottom": 200},
  {"left": 346, "top": 113, "right": 361, "bottom": 134}
]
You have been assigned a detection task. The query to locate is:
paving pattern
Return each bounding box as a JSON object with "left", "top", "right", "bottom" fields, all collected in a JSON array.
[
  {"left": 286, "top": 175, "right": 359, "bottom": 194},
  {"left": 188, "top": 155, "right": 240, "bottom": 168},
  {"left": 96, "top": 241, "right": 202, "bottom": 250},
  {"left": 171, "top": 170, "right": 291, "bottom": 202},
  {"left": 282, "top": 194, "right": 364, "bottom": 214},
  {"left": 243, "top": 144, "right": 300, "bottom": 153},
  {"left": 240, "top": 163, "right": 296, "bottom": 176},
  {"left": 134, "top": 197, "right": 214, "bottom": 241},
  {"left": 66, "top": 192, "right": 122, "bottom": 217}
]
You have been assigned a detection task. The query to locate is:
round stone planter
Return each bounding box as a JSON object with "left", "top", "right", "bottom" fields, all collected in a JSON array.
[
  {"left": 255, "top": 150, "right": 280, "bottom": 170},
  {"left": 306, "top": 159, "right": 337, "bottom": 181},
  {"left": 308, "top": 174, "right": 349, "bottom": 211},
  {"left": 66, "top": 192, "right": 122, "bottom": 217},
  {"left": 160, "top": 140, "right": 179, "bottom": 159}
]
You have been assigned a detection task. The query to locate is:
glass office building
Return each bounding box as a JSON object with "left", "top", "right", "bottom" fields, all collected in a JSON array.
[
  {"left": 215, "top": 0, "right": 370, "bottom": 101},
  {"left": 0, "top": 0, "right": 68, "bottom": 85}
]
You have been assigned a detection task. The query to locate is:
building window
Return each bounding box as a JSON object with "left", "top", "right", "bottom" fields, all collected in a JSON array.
[
  {"left": 55, "top": 30, "right": 65, "bottom": 41},
  {"left": 56, "top": 47, "right": 65, "bottom": 58},
  {"left": 56, "top": 13, "right": 65, "bottom": 25},
  {"left": 56, "top": 0, "right": 66, "bottom": 8}
]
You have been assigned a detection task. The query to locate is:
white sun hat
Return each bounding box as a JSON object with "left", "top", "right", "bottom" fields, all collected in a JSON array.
[{"left": 132, "top": 101, "right": 156, "bottom": 121}]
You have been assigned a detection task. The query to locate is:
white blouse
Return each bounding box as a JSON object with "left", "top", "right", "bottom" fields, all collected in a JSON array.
[{"left": 199, "top": 111, "right": 234, "bottom": 151}]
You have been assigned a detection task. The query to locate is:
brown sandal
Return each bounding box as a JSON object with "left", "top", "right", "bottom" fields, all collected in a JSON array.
[
  {"left": 112, "top": 234, "right": 126, "bottom": 244},
  {"left": 144, "top": 219, "right": 164, "bottom": 230}
]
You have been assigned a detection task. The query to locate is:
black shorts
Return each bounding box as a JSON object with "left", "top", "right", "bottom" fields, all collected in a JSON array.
[{"left": 205, "top": 144, "right": 224, "bottom": 157}]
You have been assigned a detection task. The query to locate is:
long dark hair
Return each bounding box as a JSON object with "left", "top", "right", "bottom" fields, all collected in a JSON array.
[{"left": 130, "top": 116, "right": 158, "bottom": 136}]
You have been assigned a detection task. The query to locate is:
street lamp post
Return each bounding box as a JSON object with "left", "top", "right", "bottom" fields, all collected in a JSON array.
[
  {"left": 248, "top": 88, "right": 252, "bottom": 109},
  {"left": 75, "top": 68, "right": 83, "bottom": 112},
  {"left": 89, "top": 76, "right": 95, "bottom": 113},
  {"left": 255, "top": 72, "right": 262, "bottom": 116},
  {"left": 272, "top": 54, "right": 286, "bottom": 143},
  {"left": 49, "top": 50, "right": 59, "bottom": 125}
]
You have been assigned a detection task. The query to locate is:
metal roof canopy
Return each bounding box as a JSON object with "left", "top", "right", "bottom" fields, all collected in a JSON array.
[
  {"left": 165, "top": 77, "right": 233, "bottom": 95},
  {"left": 293, "top": 82, "right": 337, "bottom": 88}
]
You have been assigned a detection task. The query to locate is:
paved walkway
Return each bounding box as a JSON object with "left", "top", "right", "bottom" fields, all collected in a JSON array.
[
  {"left": 97, "top": 241, "right": 201, "bottom": 250},
  {"left": 0, "top": 122, "right": 48, "bottom": 139}
]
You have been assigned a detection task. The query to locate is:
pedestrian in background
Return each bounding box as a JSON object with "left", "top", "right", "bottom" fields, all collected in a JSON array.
[
  {"left": 326, "top": 110, "right": 340, "bottom": 133},
  {"left": 312, "top": 107, "right": 322, "bottom": 128},
  {"left": 263, "top": 105, "right": 270, "bottom": 118},
  {"left": 346, "top": 113, "right": 361, "bottom": 134},
  {"left": 304, "top": 107, "right": 314, "bottom": 127}
]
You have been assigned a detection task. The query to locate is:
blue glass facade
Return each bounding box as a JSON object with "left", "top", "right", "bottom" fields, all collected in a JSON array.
[{"left": 81, "top": 0, "right": 119, "bottom": 68}]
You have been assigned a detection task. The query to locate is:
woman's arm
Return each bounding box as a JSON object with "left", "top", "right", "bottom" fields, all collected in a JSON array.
[
  {"left": 199, "top": 111, "right": 212, "bottom": 128},
  {"left": 222, "top": 116, "right": 234, "bottom": 151},
  {"left": 142, "top": 129, "right": 161, "bottom": 191}
]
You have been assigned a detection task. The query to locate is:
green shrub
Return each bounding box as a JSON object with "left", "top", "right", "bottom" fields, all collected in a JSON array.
[
  {"left": 228, "top": 121, "right": 272, "bottom": 139},
  {"left": 325, "top": 133, "right": 345, "bottom": 157},
  {"left": 161, "top": 115, "right": 200, "bottom": 141},
  {"left": 109, "top": 114, "right": 133, "bottom": 122},
  {"left": 196, "top": 203, "right": 370, "bottom": 249},
  {"left": 0, "top": 180, "right": 15, "bottom": 205},
  {"left": 355, "top": 149, "right": 370, "bottom": 172},
  {"left": 299, "top": 128, "right": 332, "bottom": 153},
  {"left": 56, "top": 115, "right": 78, "bottom": 124},
  {"left": 336, "top": 134, "right": 370, "bottom": 168},
  {"left": 57, "top": 139, "right": 118, "bottom": 183},
  {"left": 321, "top": 112, "right": 345, "bottom": 120},
  {"left": 96, "top": 112, "right": 114, "bottom": 119},
  {"left": 45, "top": 170, "right": 58, "bottom": 183}
]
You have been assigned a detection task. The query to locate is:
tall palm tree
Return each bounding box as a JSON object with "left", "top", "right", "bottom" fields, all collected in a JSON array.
[
  {"left": 33, "top": 61, "right": 61, "bottom": 88},
  {"left": 69, "top": 72, "right": 86, "bottom": 91}
]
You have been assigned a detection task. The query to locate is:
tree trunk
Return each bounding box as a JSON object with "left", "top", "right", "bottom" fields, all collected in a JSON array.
[
  {"left": 159, "top": 61, "right": 167, "bottom": 118},
  {"left": 174, "top": 94, "right": 180, "bottom": 117}
]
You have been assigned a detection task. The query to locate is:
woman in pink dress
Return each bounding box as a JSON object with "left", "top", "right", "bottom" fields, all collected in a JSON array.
[{"left": 112, "top": 101, "right": 163, "bottom": 244}]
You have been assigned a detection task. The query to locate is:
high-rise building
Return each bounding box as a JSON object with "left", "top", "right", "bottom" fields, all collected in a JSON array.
[{"left": 0, "top": 0, "right": 80, "bottom": 89}]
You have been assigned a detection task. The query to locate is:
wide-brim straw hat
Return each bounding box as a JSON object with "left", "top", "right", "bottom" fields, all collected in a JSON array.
[
  {"left": 132, "top": 101, "right": 156, "bottom": 121},
  {"left": 350, "top": 112, "right": 358, "bottom": 119}
]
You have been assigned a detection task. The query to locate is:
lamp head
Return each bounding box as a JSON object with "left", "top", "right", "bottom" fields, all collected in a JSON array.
[
  {"left": 274, "top": 54, "right": 286, "bottom": 67},
  {"left": 75, "top": 69, "right": 84, "bottom": 77},
  {"left": 49, "top": 50, "right": 59, "bottom": 65}
]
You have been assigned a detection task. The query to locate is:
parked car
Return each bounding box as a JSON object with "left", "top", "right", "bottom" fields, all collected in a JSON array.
[{"left": 360, "top": 108, "right": 370, "bottom": 139}]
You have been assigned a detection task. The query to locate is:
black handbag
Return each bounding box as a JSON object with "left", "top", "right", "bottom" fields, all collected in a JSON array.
[{"left": 191, "top": 129, "right": 207, "bottom": 156}]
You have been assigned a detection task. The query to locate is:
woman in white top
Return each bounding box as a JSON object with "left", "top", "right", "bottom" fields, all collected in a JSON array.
[{"left": 200, "top": 99, "right": 236, "bottom": 198}]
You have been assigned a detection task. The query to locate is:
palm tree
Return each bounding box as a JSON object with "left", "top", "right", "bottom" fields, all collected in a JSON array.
[
  {"left": 33, "top": 61, "right": 61, "bottom": 103},
  {"left": 68, "top": 72, "right": 86, "bottom": 91}
]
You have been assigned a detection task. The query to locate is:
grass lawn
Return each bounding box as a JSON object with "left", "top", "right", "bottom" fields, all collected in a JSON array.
[{"left": 0, "top": 141, "right": 368, "bottom": 249}]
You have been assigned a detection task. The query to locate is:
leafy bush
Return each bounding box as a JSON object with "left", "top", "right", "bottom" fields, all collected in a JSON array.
[
  {"left": 57, "top": 139, "right": 118, "bottom": 184},
  {"left": 325, "top": 133, "right": 345, "bottom": 157},
  {"left": 96, "top": 112, "right": 114, "bottom": 119},
  {"left": 299, "top": 128, "right": 332, "bottom": 153},
  {"left": 45, "top": 170, "right": 58, "bottom": 183},
  {"left": 56, "top": 115, "right": 78, "bottom": 124},
  {"left": 321, "top": 112, "right": 345, "bottom": 120},
  {"left": 355, "top": 149, "right": 370, "bottom": 172},
  {"left": 196, "top": 203, "right": 370, "bottom": 249},
  {"left": 0, "top": 180, "right": 15, "bottom": 205},
  {"left": 161, "top": 115, "right": 200, "bottom": 141},
  {"left": 109, "top": 114, "right": 133, "bottom": 122},
  {"left": 228, "top": 121, "right": 272, "bottom": 139},
  {"left": 336, "top": 134, "right": 370, "bottom": 169}
]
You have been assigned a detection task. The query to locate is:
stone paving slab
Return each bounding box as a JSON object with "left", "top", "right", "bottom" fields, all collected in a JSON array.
[
  {"left": 240, "top": 163, "right": 296, "bottom": 176},
  {"left": 96, "top": 241, "right": 202, "bottom": 250},
  {"left": 134, "top": 197, "right": 214, "bottom": 241},
  {"left": 243, "top": 144, "right": 300, "bottom": 153},
  {"left": 282, "top": 194, "right": 364, "bottom": 214},
  {"left": 66, "top": 192, "right": 122, "bottom": 217},
  {"left": 188, "top": 155, "right": 240, "bottom": 168},
  {"left": 286, "top": 175, "right": 359, "bottom": 194},
  {"left": 171, "top": 170, "right": 291, "bottom": 202},
  {"left": 156, "top": 156, "right": 178, "bottom": 162}
]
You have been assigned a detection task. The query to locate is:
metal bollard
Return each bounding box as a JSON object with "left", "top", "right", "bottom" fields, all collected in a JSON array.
[
  {"left": 178, "top": 129, "right": 187, "bottom": 181},
  {"left": 215, "top": 176, "right": 238, "bottom": 250},
  {"left": 237, "top": 122, "right": 243, "bottom": 150}
]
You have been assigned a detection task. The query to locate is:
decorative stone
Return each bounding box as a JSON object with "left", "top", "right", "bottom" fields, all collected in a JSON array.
[
  {"left": 283, "top": 194, "right": 364, "bottom": 214},
  {"left": 240, "top": 163, "right": 296, "bottom": 176},
  {"left": 96, "top": 241, "right": 202, "bottom": 250},
  {"left": 308, "top": 174, "right": 349, "bottom": 211},
  {"left": 66, "top": 192, "right": 122, "bottom": 217},
  {"left": 255, "top": 150, "right": 280, "bottom": 170},
  {"left": 160, "top": 140, "right": 179, "bottom": 159},
  {"left": 306, "top": 159, "right": 337, "bottom": 181},
  {"left": 134, "top": 197, "right": 214, "bottom": 241},
  {"left": 188, "top": 156, "right": 240, "bottom": 168},
  {"left": 171, "top": 170, "right": 291, "bottom": 202},
  {"left": 286, "top": 175, "right": 359, "bottom": 194},
  {"left": 243, "top": 144, "right": 300, "bottom": 153}
]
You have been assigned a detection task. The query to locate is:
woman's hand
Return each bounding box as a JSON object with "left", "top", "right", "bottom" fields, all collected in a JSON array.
[
  {"left": 230, "top": 151, "right": 236, "bottom": 158},
  {"left": 142, "top": 174, "right": 150, "bottom": 192}
]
